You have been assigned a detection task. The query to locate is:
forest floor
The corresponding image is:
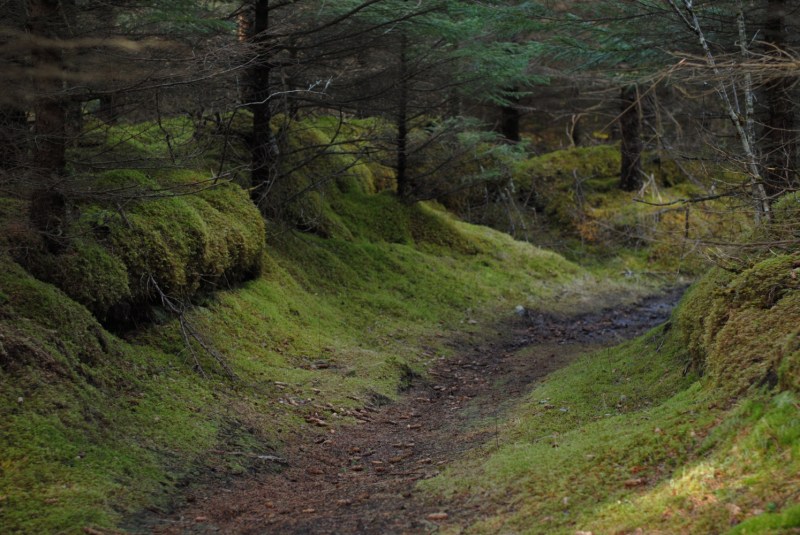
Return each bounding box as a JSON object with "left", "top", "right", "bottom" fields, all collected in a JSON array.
[{"left": 136, "top": 286, "right": 686, "bottom": 535}]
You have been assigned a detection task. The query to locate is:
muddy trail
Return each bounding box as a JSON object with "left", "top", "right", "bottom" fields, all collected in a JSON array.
[{"left": 142, "top": 286, "right": 686, "bottom": 535}]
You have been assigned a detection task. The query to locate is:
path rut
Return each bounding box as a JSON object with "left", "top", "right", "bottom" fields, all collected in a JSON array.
[{"left": 143, "top": 286, "right": 686, "bottom": 535}]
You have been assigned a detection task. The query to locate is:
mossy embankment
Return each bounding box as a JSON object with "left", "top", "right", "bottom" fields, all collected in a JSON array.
[
  {"left": 421, "top": 194, "right": 800, "bottom": 535},
  {"left": 0, "top": 121, "right": 659, "bottom": 534}
]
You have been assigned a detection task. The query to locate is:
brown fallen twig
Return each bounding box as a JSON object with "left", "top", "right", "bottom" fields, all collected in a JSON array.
[{"left": 208, "top": 449, "right": 287, "bottom": 465}]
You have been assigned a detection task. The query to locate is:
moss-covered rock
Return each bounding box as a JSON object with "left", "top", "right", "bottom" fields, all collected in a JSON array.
[
  {"left": 678, "top": 193, "right": 800, "bottom": 394},
  {"left": 21, "top": 170, "right": 265, "bottom": 319}
]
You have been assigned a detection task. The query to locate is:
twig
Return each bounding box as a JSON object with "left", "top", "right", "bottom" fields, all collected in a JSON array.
[
  {"left": 208, "top": 449, "right": 287, "bottom": 464},
  {"left": 146, "top": 272, "right": 236, "bottom": 378}
]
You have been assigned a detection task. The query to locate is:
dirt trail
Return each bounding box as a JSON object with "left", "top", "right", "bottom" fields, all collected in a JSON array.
[{"left": 143, "top": 286, "right": 686, "bottom": 535}]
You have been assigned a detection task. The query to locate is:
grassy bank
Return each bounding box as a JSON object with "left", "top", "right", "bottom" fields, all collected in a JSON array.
[
  {"left": 0, "top": 182, "right": 655, "bottom": 533},
  {"left": 420, "top": 195, "right": 800, "bottom": 535}
]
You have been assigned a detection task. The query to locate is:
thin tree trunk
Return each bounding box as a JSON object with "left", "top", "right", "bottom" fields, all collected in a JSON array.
[
  {"left": 250, "top": 0, "right": 276, "bottom": 208},
  {"left": 396, "top": 32, "right": 411, "bottom": 201},
  {"left": 29, "top": 0, "right": 68, "bottom": 248},
  {"left": 500, "top": 87, "right": 520, "bottom": 143},
  {"left": 666, "top": 0, "right": 771, "bottom": 220},
  {"left": 619, "top": 85, "right": 643, "bottom": 192},
  {"left": 762, "top": 0, "right": 796, "bottom": 197}
]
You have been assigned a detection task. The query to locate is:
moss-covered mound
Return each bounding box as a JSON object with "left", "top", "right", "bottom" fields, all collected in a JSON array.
[
  {"left": 678, "top": 194, "right": 800, "bottom": 395},
  {"left": 17, "top": 170, "right": 265, "bottom": 320}
]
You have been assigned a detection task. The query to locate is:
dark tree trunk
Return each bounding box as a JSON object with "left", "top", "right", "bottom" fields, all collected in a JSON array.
[
  {"left": 0, "top": 106, "right": 27, "bottom": 171},
  {"left": 249, "top": 0, "right": 276, "bottom": 208},
  {"left": 762, "top": 0, "right": 796, "bottom": 197},
  {"left": 500, "top": 87, "right": 520, "bottom": 143},
  {"left": 619, "top": 85, "right": 643, "bottom": 192},
  {"left": 396, "top": 33, "right": 411, "bottom": 201},
  {"left": 97, "top": 95, "right": 118, "bottom": 123},
  {"left": 0, "top": 24, "right": 27, "bottom": 170},
  {"left": 29, "top": 0, "right": 68, "bottom": 249}
]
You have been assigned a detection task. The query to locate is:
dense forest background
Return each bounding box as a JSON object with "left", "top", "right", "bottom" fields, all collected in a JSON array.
[
  {"left": 1, "top": 1, "right": 800, "bottom": 534},
  {"left": 2, "top": 0, "right": 798, "bottom": 269}
]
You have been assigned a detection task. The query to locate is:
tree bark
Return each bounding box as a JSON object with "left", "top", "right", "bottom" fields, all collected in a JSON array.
[
  {"left": 0, "top": 17, "right": 27, "bottom": 171},
  {"left": 619, "top": 85, "right": 643, "bottom": 192},
  {"left": 249, "top": 0, "right": 276, "bottom": 208},
  {"left": 500, "top": 87, "right": 520, "bottom": 143},
  {"left": 396, "top": 32, "right": 411, "bottom": 201},
  {"left": 762, "top": 0, "right": 796, "bottom": 197},
  {"left": 0, "top": 106, "right": 27, "bottom": 171},
  {"left": 28, "top": 0, "right": 68, "bottom": 248}
]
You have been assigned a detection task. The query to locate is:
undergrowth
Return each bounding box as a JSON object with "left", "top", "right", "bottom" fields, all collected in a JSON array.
[
  {"left": 420, "top": 193, "right": 800, "bottom": 535},
  {"left": 0, "top": 180, "right": 653, "bottom": 534}
]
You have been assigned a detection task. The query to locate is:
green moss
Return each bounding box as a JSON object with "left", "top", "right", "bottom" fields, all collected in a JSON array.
[
  {"left": 725, "top": 503, "right": 800, "bottom": 534},
  {"left": 678, "top": 240, "right": 800, "bottom": 395},
  {"left": 2, "top": 157, "right": 661, "bottom": 533},
  {"left": 22, "top": 171, "right": 265, "bottom": 317},
  {"left": 420, "top": 322, "right": 705, "bottom": 535},
  {"left": 420, "top": 287, "right": 800, "bottom": 534},
  {"left": 26, "top": 239, "right": 130, "bottom": 318}
]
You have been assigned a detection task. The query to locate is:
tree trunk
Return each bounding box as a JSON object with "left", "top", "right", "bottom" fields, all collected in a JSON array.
[
  {"left": 619, "top": 85, "right": 643, "bottom": 192},
  {"left": 29, "top": 0, "right": 68, "bottom": 249},
  {"left": 249, "top": 0, "right": 276, "bottom": 208},
  {"left": 0, "top": 23, "right": 27, "bottom": 171},
  {"left": 762, "top": 0, "right": 796, "bottom": 197},
  {"left": 500, "top": 87, "right": 520, "bottom": 143},
  {"left": 396, "top": 33, "right": 411, "bottom": 201},
  {"left": 0, "top": 106, "right": 27, "bottom": 171}
]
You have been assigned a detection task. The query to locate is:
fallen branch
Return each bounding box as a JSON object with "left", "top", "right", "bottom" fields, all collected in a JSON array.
[
  {"left": 208, "top": 449, "right": 287, "bottom": 465},
  {"left": 145, "top": 272, "right": 237, "bottom": 379}
]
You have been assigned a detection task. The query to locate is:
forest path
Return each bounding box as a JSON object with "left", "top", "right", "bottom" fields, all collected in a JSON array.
[{"left": 145, "top": 286, "right": 686, "bottom": 535}]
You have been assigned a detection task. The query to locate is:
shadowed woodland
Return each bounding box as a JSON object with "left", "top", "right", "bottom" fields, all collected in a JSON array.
[{"left": 1, "top": 1, "right": 799, "bottom": 534}]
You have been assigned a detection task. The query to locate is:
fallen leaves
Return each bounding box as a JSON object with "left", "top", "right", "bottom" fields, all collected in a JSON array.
[
  {"left": 304, "top": 417, "right": 329, "bottom": 427},
  {"left": 427, "top": 512, "right": 448, "bottom": 520}
]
